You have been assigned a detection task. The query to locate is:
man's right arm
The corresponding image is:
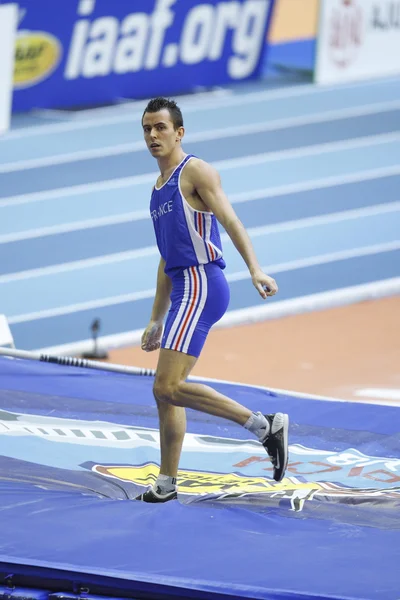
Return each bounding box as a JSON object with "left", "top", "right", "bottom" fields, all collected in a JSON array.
[
  {"left": 150, "top": 257, "right": 172, "bottom": 322},
  {"left": 141, "top": 257, "right": 172, "bottom": 352}
]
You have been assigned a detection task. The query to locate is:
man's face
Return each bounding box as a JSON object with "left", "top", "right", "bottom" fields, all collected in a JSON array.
[{"left": 142, "top": 109, "right": 183, "bottom": 157}]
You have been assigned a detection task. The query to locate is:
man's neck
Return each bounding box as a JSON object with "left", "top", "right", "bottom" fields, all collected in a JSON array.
[{"left": 157, "top": 148, "right": 186, "bottom": 178}]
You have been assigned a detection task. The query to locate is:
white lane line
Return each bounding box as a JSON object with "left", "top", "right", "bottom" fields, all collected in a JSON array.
[
  {"left": 226, "top": 240, "right": 400, "bottom": 282},
  {"left": 2, "top": 204, "right": 400, "bottom": 281},
  {"left": 1, "top": 203, "right": 399, "bottom": 283},
  {"left": 2, "top": 165, "right": 400, "bottom": 243},
  {"left": 3, "top": 76, "right": 400, "bottom": 139},
  {"left": 214, "top": 132, "right": 400, "bottom": 171},
  {"left": 0, "top": 172, "right": 157, "bottom": 208},
  {"left": 233, "top": 202, "right": 400, "bottom": 239},
  {"left": 228, "top": 164, "right": 400, "bottom": 205},
  {"left": 1, "top": 131, "right": 400, "bottom": 209},
  {"left": 218, "top": 277, "right": 400, "bottom": 336},
  {"left": 35, "top": 277, "right": 400, "bottom": 358},
  {"left": 6, "top": 240, "right": 400, "bottom": 323},
  {"left": 76, "top": 88, "right": 233, "bottom": 115},
  {"left": 33, "top": 88, "right": 233, "bottom": 122},
  {"left": 7, "top": 288, "right": 157, "bottom": 323},
  {"left": 0, "top": 246, "right": 159, "bottom": 283},
  {"left": 2, "top": 100, "right": 400, "bottom": 173},
  {"left": 0, "top": 209, "right": 151, "bottom": 243},
  {"left": 354, "top": 389, "right": 400, "bottom": 401},
  {"left": 8, "top": 290, "right": 155, "bottom": 323},
  {"left": 31, "top": 108, "right": 77, "bottom": 121}
]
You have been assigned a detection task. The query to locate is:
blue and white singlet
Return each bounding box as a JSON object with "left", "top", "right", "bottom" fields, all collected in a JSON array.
[{"left": 150, "top": 154, "right": 230, "bottom": 357}]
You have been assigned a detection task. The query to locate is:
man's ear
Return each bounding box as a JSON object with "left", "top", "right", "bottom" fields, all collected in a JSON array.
[{"left": 176, "top": 126, "right": 185, "bottom": 142}]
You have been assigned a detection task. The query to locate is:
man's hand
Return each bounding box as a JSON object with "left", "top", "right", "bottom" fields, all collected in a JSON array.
[
  {"left": 141, "top": 320, "right": 163, "bottom": 352},
  {"left": 251, "top": 271, "right": 278, "bottom": 299}
]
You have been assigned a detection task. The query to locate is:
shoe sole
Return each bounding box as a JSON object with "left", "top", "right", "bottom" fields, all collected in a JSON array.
[
  {"left": 274, "top": 413, "right": 289, "bottom": 482},
  {"left": 135, "top": 490, "right": 177, "bottom": 503}
]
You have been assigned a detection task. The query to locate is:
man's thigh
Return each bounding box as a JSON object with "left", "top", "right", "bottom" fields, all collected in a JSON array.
[{"left": 155, "top": 348, "right": 197, "bottom": 387}]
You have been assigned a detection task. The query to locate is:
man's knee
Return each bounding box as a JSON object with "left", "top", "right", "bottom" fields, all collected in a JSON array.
[{"left": 153, "top": 378, "right": 182, "bottom": 406}]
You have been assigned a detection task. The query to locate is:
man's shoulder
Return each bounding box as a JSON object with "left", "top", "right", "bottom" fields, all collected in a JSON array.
[{"left": 185, "top": 156, "right": 218, "bottom": 180}]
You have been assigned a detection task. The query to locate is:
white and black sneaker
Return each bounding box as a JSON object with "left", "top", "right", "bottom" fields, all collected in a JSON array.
[
  {"left": 262, "top": 413, "right": 289, "bottom": 482},
  {"left": 135, "top": 486, "right": 177, "bottom": 503}
]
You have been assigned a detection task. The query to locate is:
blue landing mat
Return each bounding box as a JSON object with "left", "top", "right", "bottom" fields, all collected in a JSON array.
[{"left": 0, "top": 357, "right": 399, "bottom": 599}]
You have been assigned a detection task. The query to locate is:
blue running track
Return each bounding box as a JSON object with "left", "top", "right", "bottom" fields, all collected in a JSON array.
[{"left": 1, "top": 78, "right": 400, "bottom": 351}]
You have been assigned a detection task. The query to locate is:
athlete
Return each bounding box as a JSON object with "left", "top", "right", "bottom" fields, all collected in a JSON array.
[{"left": 136, "top": 97, "right": 289, "bottom": 503}]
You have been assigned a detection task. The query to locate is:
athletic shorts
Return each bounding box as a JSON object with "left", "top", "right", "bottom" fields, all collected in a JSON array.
[{"left": 161, "top": 262, "right": 230, "bottom": 358}]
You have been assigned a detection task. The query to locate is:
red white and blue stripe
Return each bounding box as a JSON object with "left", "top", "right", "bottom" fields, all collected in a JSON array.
[
  {"left": 193, "top": 211, "right": 223, "bottom": 263},
  {"left": 178, "top": 159, "right": 223, "bottom": 266},
  {"left": 164, "top": 265, "right": 208, "bottom": 354}
]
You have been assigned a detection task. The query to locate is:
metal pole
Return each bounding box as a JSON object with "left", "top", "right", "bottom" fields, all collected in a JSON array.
[{"left": 0, "top": 346, "right": 156, "bottom": 377}]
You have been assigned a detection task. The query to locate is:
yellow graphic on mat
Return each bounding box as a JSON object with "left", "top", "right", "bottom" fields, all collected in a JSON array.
[
  {"left": 93, "top": 463, "right": 323, "bottom": 495},
  {"left": 14, "top": 30, "right": 62, "bottom": 88}
]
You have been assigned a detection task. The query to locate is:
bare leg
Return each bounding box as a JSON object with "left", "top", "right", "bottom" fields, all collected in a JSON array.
[
  {"left": 140, "top": 349, "right": 287, "bottom": 499},
  {"left": 157, "top": 402, "right": 186, "bottom": 478},
  {"left": 154, "top": 349, "right": 252, "bottom": 429},
  {"left": 153, "top": 349, "right": 196, "bottom": 478},
  {"left": 153, "top": 349, "right": 252, "bottom": 479},
  {"left": 170, "top": 381, "right": 252, "bottom": 423}
]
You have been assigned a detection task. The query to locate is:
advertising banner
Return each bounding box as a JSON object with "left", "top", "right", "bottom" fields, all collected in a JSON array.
[
  {"left": 0, "top": 3, "right": 17, "bottom": 133},
  {"left": 315, "top": 0, "right": 400, "bottom": 84},
  {"left": 4, "top": 0, "right": 275, "bottom": 111}
]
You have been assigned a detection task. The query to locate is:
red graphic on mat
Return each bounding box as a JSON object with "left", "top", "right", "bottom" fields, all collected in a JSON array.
[{"left": 329, "top": 0, "right": 364, "bottom": 68}]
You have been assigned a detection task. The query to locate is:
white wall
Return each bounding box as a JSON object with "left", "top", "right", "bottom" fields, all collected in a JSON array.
[{"left": 315, "top": 0, "right": 400, "bottom": 84}]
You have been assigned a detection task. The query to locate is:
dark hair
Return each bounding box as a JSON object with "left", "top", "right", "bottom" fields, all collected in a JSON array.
[{"left": 142, "top": 97, "right": 183, "bottom": 130}]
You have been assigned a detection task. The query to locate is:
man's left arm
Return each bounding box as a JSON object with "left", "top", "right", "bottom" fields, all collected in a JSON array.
[{"left": 190, "top": 160, "right": 278, "bottom": 299}]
